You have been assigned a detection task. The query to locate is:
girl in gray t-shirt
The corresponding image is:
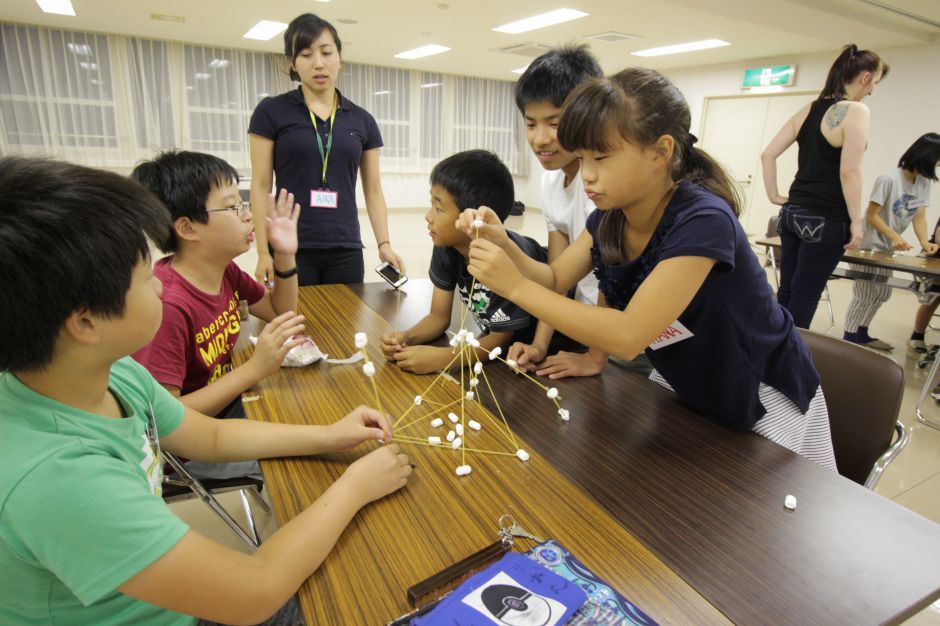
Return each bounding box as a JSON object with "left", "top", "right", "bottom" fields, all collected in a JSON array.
[{"left": 844, "top": 133, "right": 940, "bottom": 349}]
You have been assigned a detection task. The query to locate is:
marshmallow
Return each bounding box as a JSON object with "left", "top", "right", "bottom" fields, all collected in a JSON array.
[
  {"left": 473, "top": 218, "right": 484, "bottom": 229},
  {"left": 468, "top": 420, "right": 481, "bottom": 431},
  {"left": 488, "top": 346, "right": 502, "bottom": 360},
  {"left": 362, "top": 362, "right": 376, "bottom": 377},
  {"left": 354, "top": 332, "right": 368, "bottom": 348},
  {"left": 516, "top": 449, "right": 530, "bottom": 462},
  {"left": 784, "top": 495, "right": 797, "bottom": 510},
  {"left": 446, "top": 430, "right": 456, "bottom": 442},
  {"left": 557, "top": 408, "right": 570, "bottom": 421},
  {"left": 448, "top": 412, "right": 459, "bottom": 423},
  {"left": 430, "top": 417, "right": 443, "bottom": 428},
  {"left": 546, "top": 387, "right": 559, "bottom": 399},
  {"left": 451, "top": 437, "right": 462, "bottom": 449},
  {"left": 506, "top": 359, "right": 517, "bottom": 369},
  {"left": 465, "top": 331, "right": 475, "bottom": 341},
  {"left": 428, "top": 436, "right": 441, "bottom": 445},
  {"left": 458, "top": 328, "right": 468, "bottom": 339},
  {"left": 473, "top": 362, "right": 483, "bottom": 375},
  {"left": 469, "top": 338, "right": 481, "bottom": 348},
  {"left": 465, "top": 391, "right": 475, "bottom": 401},
  {"left": 469, "top": 377, "right": 479, "bottom": 387},
  {"left": 455, "top": 424, "right": 464, "bottom": 436},
  {"left": 449, "top": 336, "right": 459, "bottom": 347},
  {"left": 414, "top": 395, "right": 423, "bottom": 406},
  {"left": 455, "top": 464, "right": 472, "bottom": 476}
]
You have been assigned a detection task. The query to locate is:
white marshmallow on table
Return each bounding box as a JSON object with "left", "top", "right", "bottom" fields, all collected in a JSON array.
[
  {"left": 354, "top": 332, "right": 368, "bottom": 349},
  {"left": 446, "top": 430, "right": 456, "bottom": 442},
  {"left": 465, "top": 391, "right": 475, "bottom": 401},
  {"left": 455, "top": 464, "right": 472, "bottom": 476},
  {"left": 488, "top": 346, "right": 502, "bottom": 360},
  {"left": 448, "top": 412, "right": 459, "bottom": 423},
  {"left": 557, "top": 408, "right": 570, "bottom": 421},
  {"left": 428, "top": 436, "right": 442, "bottom": 445},
  {"left": 473, "top": 218, "right": 484, "bottom": 229},
  {"left": 430, "top": 417, "right": 444, "bottom": 428},
  {"left": 414, "top": 395, "right": 423, "bottom": 406},
  {"left": 516, "top": 449, "right": 530, "bottom": 461},
  {"left": 451, "top": 437, "right": 462, "bottom": 449},
  {"left": 784, "top": 494, "right": 797, "bottom": 510},
  {"left": 362, "top": 362, "right": 376, "bottom": 377},
  {"left": 455, "top": 424, "right": 464, "bottom": 436},
  {"left": 469, "top": 339, "right": 481, "bottom": 348},
  {"left": 546, "top": 387, "right": 559, "bottom": 399},
  {"left": 468, "top": 420, "right": 481, "bottom": 431},
  {"left": 473, "top": 362, "right": 483, "bottom": 375},
  {"left": 506, "top": 359, "right": 517, "bottom": 369}
]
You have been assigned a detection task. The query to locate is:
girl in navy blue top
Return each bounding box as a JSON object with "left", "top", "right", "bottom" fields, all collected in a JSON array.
[
  {"left": 248, "top": 14, "right": 405, "bottom": 287},
  {"left": 462, "top": 68, "right": 836, "bottom": 469}
]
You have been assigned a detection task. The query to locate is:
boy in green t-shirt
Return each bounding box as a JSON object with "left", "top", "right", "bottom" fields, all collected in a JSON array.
[{"left": 0, "top": 156, "right": 412, "bottom": 625}]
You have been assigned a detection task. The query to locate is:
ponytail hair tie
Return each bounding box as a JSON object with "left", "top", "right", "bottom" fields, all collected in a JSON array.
[{"left": 689, "top": 134, "right": 699, "bottom": 146}]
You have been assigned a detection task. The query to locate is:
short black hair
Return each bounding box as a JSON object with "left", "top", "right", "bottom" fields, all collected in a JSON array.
[
  {"left": 898, "top": 132, "right": 940, "bottom": 181},
  {"left": 131, "top": 150, "right": 239, "bottom": 253},
  {"left": 514, "top": 44, "right": 603, "bottom": 114},
  {"left": 430, "top": 150, "right": 515, "bottom": 221},
  {"left": 0, "top": 157, "right": 171, "bottom": 372},
  {"left": 284, "top": 13, "right": 342, "bottom": 82}
]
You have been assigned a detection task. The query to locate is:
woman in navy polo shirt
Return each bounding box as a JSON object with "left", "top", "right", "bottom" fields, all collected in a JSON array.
[
  {"left": 249, "top": 13, "right": 405, "bottom": 286},
  {"left": 460, "top": 68, "right": 836, "bottom": 470}
]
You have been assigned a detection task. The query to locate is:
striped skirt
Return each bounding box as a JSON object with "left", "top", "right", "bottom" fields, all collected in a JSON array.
[{"left": 650, "top": 370, "right": 837, "bottom": 471}]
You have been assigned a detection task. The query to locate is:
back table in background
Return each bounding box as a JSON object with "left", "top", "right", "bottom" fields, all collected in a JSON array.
[{"left": 237, "top": 280, "right": 940, "bottom": 625}]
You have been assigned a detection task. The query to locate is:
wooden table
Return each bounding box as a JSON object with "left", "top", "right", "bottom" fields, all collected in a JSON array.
[{"left": 242, "top": 281, "right": 940, "bottom": 625}]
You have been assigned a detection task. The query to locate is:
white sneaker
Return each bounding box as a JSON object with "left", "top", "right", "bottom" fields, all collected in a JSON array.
[{"left": 908, "top": 338, "right": 928, "bottom": 353}]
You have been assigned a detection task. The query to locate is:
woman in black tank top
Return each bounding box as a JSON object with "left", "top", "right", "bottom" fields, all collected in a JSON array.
[{"left": 760, "top": 44, "right": 888, "bottom": 328}]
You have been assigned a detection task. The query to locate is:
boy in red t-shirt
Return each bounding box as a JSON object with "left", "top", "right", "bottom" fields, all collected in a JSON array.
[{"left": 132, "top": 150, "right": 302, "bottom": 417}]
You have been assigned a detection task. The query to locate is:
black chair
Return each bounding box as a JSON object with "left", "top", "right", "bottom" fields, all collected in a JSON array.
[
  {"left": 162, "top": 452, "right": 269, "bottom": 550},
  {"left": 798, "top": 328, "right": 908, "bottom": 488}
]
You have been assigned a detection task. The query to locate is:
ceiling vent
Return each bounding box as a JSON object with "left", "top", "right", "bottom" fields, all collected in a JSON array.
[
  {"left": 583, "top": 31, "right": 641, "bottom": 43},
  {"left": 491, "top": 42, "right": 553, "bottom": 58}
]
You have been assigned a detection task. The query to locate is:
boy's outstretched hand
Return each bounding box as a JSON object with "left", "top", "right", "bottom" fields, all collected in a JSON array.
[
  {"left": 456, "top": 206, "right": 510, "bottom": 248},
  {"left": 340, "top": 444, "right": 412, "bottom": 505},
  {"left": 467, "top": 239, "right": 524, "bottom": 299},
  {"left": 266, "top": 188, "right": 300, "bottom": 256},
  {"left": 380, "top": 331, "right": 408, "bottom": 359},
  {"left": 326, "top": 405, "right": 394, "bottom": 451}
]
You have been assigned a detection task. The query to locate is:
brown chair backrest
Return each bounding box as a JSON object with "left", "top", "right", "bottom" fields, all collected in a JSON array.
[
  {"left": 797, "top": 328, "right": 904, "bottom": 485},
  {"left": 766, "top": 215, "right": 779, "bottom": 238}
]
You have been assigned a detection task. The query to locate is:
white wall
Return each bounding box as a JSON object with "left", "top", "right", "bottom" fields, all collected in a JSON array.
[{"left": 664, "top": 41, "right": 940, "bottom": 229}]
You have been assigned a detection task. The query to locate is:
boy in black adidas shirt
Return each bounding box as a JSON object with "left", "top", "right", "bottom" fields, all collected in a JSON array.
[{"left": 381, "top": 150, "right": 546, "bottom": 374}]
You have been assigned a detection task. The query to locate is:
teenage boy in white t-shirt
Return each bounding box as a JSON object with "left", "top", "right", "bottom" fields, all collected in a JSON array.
[{"left": 507, "top": 45, "right": 608, "bottom": 379}]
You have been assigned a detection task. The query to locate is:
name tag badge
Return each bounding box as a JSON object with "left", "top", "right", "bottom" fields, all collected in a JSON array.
[
  {"left": 311, "top": 189, "right": 339, "bottom": 209},
  {"left": 649, "top": 320, "right": 694, "bottom": 350}
]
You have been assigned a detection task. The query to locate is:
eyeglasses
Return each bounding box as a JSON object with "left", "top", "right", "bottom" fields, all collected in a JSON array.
[{"left": 206, "top": 201, "right": 250, "bottom": 218}]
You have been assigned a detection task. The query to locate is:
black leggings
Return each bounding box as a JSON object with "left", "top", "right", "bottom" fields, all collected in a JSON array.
[{"left": 296, "top": 248, "right": 364, "bottom": 286}]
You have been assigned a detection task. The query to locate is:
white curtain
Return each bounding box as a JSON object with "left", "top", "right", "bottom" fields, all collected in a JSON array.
[{"left": 0, "top": 21, "right": 527, "bottom": 177}]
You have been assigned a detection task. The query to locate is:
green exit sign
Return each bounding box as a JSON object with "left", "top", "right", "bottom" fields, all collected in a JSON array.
[{"left": 743, "top": 65, "right": 796, "bottom": 88}]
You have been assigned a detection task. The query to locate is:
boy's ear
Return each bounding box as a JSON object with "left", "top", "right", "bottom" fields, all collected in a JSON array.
[
  {"left": 173, "top": 216, "right": 200, "bottom": 243},
  {"left": 62, "top": 307, "right": 103, "bottom": 346}
]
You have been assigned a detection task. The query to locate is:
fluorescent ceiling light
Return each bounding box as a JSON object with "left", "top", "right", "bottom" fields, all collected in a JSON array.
[
  {"left": 374, "top": 90, "right": 392, "bottom": 95},
  {"left": 631, "top": 39, "right": 730, "bottom": 57},
  {"left": 493, "top": 9, "right": 588, "bottom": 35},
  {"left": 395, "top": 44, "right": 450, "bottom": 59},
  {"left": 420, "top": 82, "right": 442, "bottom": 88},
  {"left": 243, "top": 20, "right": 287, "bottom": 41},
  {"left": 66, "top": 42, "right": 91, "bottom": 55},
  {"left": 208, "top": 59, "right": 231, "bottom": 69},
  {"left": 36, "top": 0, "right": 75, "bottom": 16},
  {"left": 511, "top": 65, "right": 529, "bottom": 74}
]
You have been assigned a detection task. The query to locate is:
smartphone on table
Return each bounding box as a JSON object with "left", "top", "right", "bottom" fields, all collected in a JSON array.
[{"left": 375, "top": 262, "right": 408, "bottom": 289}]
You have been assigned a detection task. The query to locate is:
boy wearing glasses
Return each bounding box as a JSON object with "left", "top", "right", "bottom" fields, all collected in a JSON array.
[{"left": 132, "top": 151, "right": 302, "bottom": 419}]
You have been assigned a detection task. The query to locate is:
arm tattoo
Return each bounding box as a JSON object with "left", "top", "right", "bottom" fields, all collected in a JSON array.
[{"left": 825, "top": 103, "right": 848, "bottom": 130}]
